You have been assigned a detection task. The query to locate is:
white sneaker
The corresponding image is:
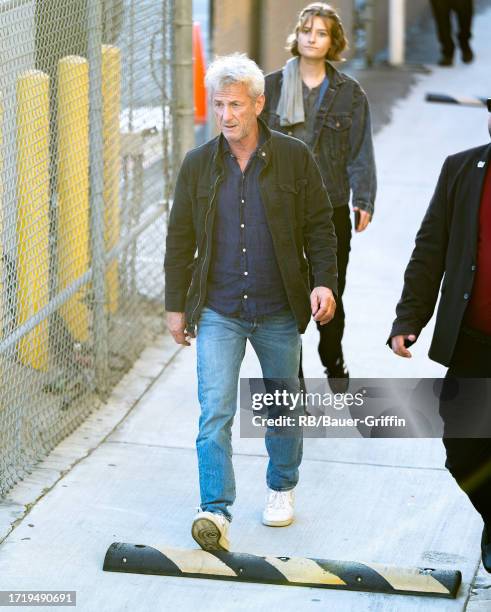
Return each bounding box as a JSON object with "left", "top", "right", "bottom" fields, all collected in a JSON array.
[
  {"left": 262, "top": 488, "right": 295, "bottom": 527},
  {"left": 191, "top": 510, "right": 230, "bottom": 551}
]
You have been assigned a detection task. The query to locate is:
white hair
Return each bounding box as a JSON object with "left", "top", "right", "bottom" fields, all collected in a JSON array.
[{"left": 205, "top": 53, "right": 265, "bottom": 99}]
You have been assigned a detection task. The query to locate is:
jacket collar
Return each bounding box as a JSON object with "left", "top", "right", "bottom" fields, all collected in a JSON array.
[
  {"left": 469, "top": 143, "right": 491, "bottom": 187},
  {"left": 324, "top": 60, "right": 347, "bottom": 88},
  {"left": 465, "top": 143, "right": 491, "bottom": 260}
]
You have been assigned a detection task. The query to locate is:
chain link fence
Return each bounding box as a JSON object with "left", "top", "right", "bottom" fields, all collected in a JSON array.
[{"left": 0, "top": 0, "right": 178, "bottom": 497}]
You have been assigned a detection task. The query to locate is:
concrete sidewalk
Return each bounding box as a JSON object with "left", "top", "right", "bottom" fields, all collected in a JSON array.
[{"left": 1, "top": 5, "right": 491, "bottom": 611}]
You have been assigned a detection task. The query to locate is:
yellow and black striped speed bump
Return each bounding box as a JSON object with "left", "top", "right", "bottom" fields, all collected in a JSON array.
[
  {"left": 425, "top": 93, "right": 487, "bottom": 108},
  {"left": 103, "top": 543, "right": 461, "bottom": 598}
]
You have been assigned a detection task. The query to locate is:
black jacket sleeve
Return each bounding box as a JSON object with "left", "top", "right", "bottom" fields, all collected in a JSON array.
[
  {"left": 346, "top": 84, "right": 377, "bottom": 216},
  {"left": 164, "top": 153, "right": 197, "bottom": 312},
  {"left": 388, "top": 157, "right": 450, "bottom": 343},
  {"left": 303, "top": 147, "right": 338, "bottom": 295}
]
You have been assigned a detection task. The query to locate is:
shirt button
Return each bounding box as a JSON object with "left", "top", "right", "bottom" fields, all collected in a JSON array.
[
  {"left": 244, "top": 271, "right": 248, "bottom": 276},
  {"left": 242, "top": 248, "right": 246, "bottom": 252},
  {"left": 287, "top": 131, "right": 292, "bottom": 136},
  {"left": 241, "top": 199, "right": 245, "bottom": 204},
  {"left": 261, "top": 152, "right": 266, "bottom": 157},
  {"left": 243, "top": 295, "right": 248, "bottom": 299},
  {"left": 240, "top": 223, "right": 245, "bottom": 228},
  {"left": 471, "top": 265, "right": 476, "bottom": 271},
  {"left": 464, "top": 293, "right": 469, "bottom": 300}
]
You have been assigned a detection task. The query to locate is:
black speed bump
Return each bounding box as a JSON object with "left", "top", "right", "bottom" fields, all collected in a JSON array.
[{"left": 103, "top": 542, "right": 461, "bottom": 598}]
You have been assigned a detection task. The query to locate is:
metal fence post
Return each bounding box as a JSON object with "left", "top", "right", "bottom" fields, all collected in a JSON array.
[
  {"left": 87, "top": 0, "right": 109, "bottom": 398},
  {"left": 172, "top": 0, "right": 194, "bottom": 170}
]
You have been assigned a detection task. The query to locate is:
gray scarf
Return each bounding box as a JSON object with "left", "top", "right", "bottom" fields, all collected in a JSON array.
[{"left": 276, "top": 57, "right": 304, "bottom": 127}]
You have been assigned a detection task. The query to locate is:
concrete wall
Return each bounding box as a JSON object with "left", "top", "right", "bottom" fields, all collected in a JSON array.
[
  {"left": 212, "top": 0, "right": 432, "bottom": 70},
  {"left": 212, "top": 0, "right": 355, "bottom": 72},
  {"left": 212, "top": 0, "right": 257, "bottom": 58},
  {"left": 258, "top": 0, "right": 355, "bottom": 73}
]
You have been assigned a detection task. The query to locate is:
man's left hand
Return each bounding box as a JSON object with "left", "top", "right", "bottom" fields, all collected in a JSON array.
[
  {"left": 353, "top": 207, "right": 372, "bottom": 232},
  {"left": 311, "top": 287, "right": 336, "bottom": 325}
]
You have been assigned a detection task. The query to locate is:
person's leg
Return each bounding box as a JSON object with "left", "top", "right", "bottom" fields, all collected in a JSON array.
[
  {"left": 317, "top": 206, "right": 351, "bottom": 373},
  {"left": 440, "top": 331, "right": 491, "bottom": 525},
  {"left": 430, "top": 0, "right": 456, "bottom": 60},
  {"left": 250, "top": 310, "right": 302, "bottom": 491},
  {"left": 452, "top": 0, "right": 474, "bottom": 58},
  {"left": 196, "top": 308, "right": 247, "bottom": 521},
  {"left": 442, "top": 437, "right": 491, "bottom": 524}
]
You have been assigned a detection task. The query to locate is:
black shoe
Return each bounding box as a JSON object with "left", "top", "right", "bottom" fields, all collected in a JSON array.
[
  {"left": 438, "top": 55, "right": 453, "bottom": 67},
  {"left": 461, "top": 45, "right": 474, "bottom": 63},
  {"left": 326, "top": 358, "right": 349, "bottom": 394},
  {"left": 481, "top": 524, "right": 491, "bottom": 573}
]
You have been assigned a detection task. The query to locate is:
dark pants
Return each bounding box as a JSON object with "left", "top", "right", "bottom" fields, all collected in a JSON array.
[
  {"left": 429, "top": 0, "right": 473, "bottom": 57},
  {"left": 441, "top": 329, "right": 491, "bottom": 524},
  {"left": 299, "top": 205, "right": 351, "bottom": 378}
]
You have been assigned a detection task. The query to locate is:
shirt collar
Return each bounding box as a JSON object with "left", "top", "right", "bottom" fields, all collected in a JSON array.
[{"left": 302, "top": 76, "right": 328, "bottom": 94}]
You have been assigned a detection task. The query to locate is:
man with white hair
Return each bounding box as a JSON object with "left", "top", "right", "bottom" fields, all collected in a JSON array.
[{"left": 165, "top": 53, "right": 337, "bottom": 551}]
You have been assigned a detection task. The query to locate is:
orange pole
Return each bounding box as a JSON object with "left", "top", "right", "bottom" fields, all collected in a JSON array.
[{"left": 193, "top": 22, "right": 207, "bottom": 125}]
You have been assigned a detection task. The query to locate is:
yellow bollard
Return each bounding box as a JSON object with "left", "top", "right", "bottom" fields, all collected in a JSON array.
[
  {"left": 0, "top": 92, "right": 4, "bottom": 342},
  {"left": 102, "top": 45, "right": 121, "bottom": 314},
  {"left": 16, "top": 70, "right": 50, "bottom": 370},
  {"left": 57, "top": 56, "right": 90, "bottom": 342}
]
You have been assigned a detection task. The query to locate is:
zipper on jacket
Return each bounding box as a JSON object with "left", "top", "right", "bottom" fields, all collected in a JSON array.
[{"left": 190, "top": 173, "right": 222, "bottom": 326}]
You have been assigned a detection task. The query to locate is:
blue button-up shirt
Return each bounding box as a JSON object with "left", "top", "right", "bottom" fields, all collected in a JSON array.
[{"left": 206, "top": 129, "right": 290, "bottom": 319}]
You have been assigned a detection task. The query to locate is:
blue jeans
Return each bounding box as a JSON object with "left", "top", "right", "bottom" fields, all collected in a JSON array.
[{"left": 196, "top": 307, "right": 302, "bottom": 521}]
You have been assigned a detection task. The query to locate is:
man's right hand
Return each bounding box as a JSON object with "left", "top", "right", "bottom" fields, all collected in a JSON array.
[
  {"left": 166, "top": 311, "right": 194, "bottom": 346},
  {"left": 391, "top": 334, "right": 417, "bottom": 358}
]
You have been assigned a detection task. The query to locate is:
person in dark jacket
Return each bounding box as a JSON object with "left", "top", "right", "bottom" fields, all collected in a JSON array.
[
  {"left": 164, "top": 54, "right": 337, "bottom": 552},
  {"left": 389, "top": 98, "right": 491, "bottom": 573},
  {"left": 429, "top": 0, "right": 474, "bottom": 66},
  {"left": 262, "top": 2, "right": 376, "bottom": 392}
]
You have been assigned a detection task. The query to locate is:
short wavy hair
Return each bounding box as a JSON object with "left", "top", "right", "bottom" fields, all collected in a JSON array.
[
  {"left": 287, "top": 2, "right": 348, "bottom": 62},
  {"left": 205, "top": 53, "right": 265, "bottom": 99}
]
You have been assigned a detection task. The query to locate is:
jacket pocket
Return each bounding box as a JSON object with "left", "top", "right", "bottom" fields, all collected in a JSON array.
[
  {"left": 278, "top": 179, "right": 307, "bottom": 227},
  {"left": 278, "top": 178, "right": 307, "bottom": 194},
  {"left": 323, "top": 114, "right": 352, "bottom": 160},
  {"left": 193, "top": 185, "right": 211, "bottom": 244}
]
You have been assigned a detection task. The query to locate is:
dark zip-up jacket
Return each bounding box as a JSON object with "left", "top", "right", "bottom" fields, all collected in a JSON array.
[
  {"left": 262, "top": 61, "right": 377, "bottom": 215},
  {"left": 164, "top": 119, "right": 338, "bottom": 334},
  {"left": 389, "top": 144, "right": 491, "bottom": 366}
]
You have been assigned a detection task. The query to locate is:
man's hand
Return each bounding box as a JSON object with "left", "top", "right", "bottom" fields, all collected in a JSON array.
[
  {"left": 310, "top": 287, "right": 336, "bottom": 325},
  {"left": 166, "top": 311, "right": 195, "bottom": 346},
  {"left": 353, "top": 207, "right": 371, "bottom": 232},
  {"left": 390, "top": 334, "right": 417, "bottom": 358}
]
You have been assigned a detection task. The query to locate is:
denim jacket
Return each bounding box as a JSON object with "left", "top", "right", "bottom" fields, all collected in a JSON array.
[{"left": 262, "top": 61, "right": 377, "bottom": 216}]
